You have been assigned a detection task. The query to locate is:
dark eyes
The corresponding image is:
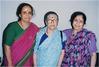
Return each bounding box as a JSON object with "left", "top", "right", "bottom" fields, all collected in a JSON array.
[
  {"left": 48, "top": 19, "right": 57, "bottom": 21},
  {"left": 22, "top": 11, "right": 32, "bottom": 15},
  {"left": 74, "top": 19, "right": 83, "bottom": 23}
]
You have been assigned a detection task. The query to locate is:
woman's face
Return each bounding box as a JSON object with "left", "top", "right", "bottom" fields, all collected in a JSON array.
[
  {"left": 47, "top": 14, "right": 58, "bottom": 31},
  {"left": 73, "top": 15, "right": 84, "bottom": 31},
  {"left": 20, "top": 6, "right": 32, "bottom": 23}
]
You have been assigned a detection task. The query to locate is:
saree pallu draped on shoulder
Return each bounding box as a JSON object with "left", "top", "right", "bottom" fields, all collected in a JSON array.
[{"left": 5, "top": 23, "right": 39, "bottom": 66}]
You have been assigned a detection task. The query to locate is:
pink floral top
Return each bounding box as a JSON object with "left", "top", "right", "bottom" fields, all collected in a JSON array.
[{"left": 62, "top": 29, "right": 97, "bottom": 67}]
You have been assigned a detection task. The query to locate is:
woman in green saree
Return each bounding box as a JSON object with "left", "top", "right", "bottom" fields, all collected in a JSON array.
[{"left": 2, "top": 3, "right": 39, "bottom": 66}]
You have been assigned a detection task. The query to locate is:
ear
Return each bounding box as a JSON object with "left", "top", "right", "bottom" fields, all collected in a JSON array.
[{"left": 45, "top": 20, "right": 48, "bottom": 26}]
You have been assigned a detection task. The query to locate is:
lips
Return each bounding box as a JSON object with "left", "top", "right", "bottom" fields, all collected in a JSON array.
[
  {"left": 50, "top": 25, "right": 55, "bottom": 27},
  {"left": 74, "top": 25, "right": 81, "bottom": 28}
]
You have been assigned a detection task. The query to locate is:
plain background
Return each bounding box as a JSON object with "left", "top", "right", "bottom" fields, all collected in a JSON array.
[{"left": 0, "top": 0, "right": 99, "bottom": 62}]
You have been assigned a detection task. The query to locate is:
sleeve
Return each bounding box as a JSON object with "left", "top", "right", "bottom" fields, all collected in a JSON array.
[
  {"left": 62, "top": 32, "right": 67, "bottom": 50},
  {"left": 33, "top": 32, "right": 40, "bottom": 54},
  {"left": 88, "top": 32, "right": 97, "bottom": 54},
  {"left": 3, "top": 24, "right": 15, "bottom": 46}
]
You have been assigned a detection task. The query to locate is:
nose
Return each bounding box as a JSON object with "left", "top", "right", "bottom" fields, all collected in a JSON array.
[
  {"left": 26, "top": 13, "right": 30, "bottom": 16},
  {"left": 75, "top": 20, "right": 80, "bottom": 24},
  {"left": 51, "top": 20, "right": 55, "bottom": 23}
]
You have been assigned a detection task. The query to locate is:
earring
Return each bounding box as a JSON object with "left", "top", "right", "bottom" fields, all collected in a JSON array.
[{"left": 19, "top": 14, "right": 21, "bottom": 17}]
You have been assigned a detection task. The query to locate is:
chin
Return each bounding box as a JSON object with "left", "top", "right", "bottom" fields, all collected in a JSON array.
[
  {"left": 51, "top": 27, "right": 56, "bottom": 30},
  {"left": 75, "top": 28, "right": 82, "bottom": 32},
  {"left": 24, "top": 19, "right": 30, "bottom": 22}
]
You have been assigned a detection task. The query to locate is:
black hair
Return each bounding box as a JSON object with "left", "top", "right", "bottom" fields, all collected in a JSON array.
[
  {"left": 44, "top": 11, "right": 59, "bottom": 27},
  {"left": 70, "top": 11, "right": 86, "bottom": 28},
  {"left": 16, "top": 3, "right": 33, "bottom": 21}
]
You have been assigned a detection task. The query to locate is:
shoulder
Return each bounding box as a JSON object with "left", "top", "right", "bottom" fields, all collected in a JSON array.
[
  {"left": 63, "top": 29, "right": 72, "bottom": 34},
  {"left": 84, "top": 29, "right": 95, "bottom": 36},
  {"left": 31, "top": 22, "right": 38, "bottom": 28},
  {"left": 63, "top": 28, "right": 72, "bottom": 36},
  {"left": 4, "top": 21, "right": 17, "bottom": 32},
  {"left": 84, "top": 29, "right": 96, "bottom": 40},
  {"left": 31, "top": 22, "right": 39, "bottom": 30},
  {"left": 36, "top": 27, "right": 46, "bottom": 36},
  {"left": 7, "top": 21, "right": 18, "bottom": 27},
  {"left": 59, "top": 30, "right": 67, "bottom": 41}
]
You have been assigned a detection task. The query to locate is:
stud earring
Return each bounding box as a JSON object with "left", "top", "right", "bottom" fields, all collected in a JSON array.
[{"left": 19, "top": 14, "right": 21, "bottom": 17}]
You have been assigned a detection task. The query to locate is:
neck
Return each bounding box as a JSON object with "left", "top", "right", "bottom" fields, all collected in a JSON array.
[
  {"left": 46, "top": 28, "right": 54, "bottom": 36},
  {"left": 72, "top": 29, "right": 82, "bottom": 36},
  {"left": 74, "top": 28, "right": 82, "bottom": 33},
  {"left": 21, "top": 20, "right": 30, "bottom": 25},
  {"left": 19, "top": 20, "right": 30, "bottom": 30}
]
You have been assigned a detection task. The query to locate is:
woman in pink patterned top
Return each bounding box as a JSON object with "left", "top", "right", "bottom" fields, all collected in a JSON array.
[{"left": 61, "top": 11, "right": 97, "bottom": 67}]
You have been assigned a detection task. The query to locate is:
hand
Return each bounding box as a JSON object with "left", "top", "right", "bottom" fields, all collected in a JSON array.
[
  {"left": 8, "top": 62, "right": 14, "bottom": 67},
  {"left": 90, "top": 65, "right": 95, "bottom": 67},
  {"left": 57, "top": 65, "right": 61, "bottom": 67},
  {"left": 34, "top": 65, "right": 37, "bottom": 67}
]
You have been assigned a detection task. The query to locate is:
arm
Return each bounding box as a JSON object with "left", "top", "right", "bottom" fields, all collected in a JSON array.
[
  {"left": 4, "top": 45, "right": 13, "bottom": 66},
  {"left": 33, "top": 32, "right": 40, "bottom": 67},
  {"left": 57, "top": 50, "right": 65, "bottom": 67},
  {"left": 90, "top": 52, "right": 96, "bottom": 67},
  {"left": 57, "top": 31, "right": 66, "bottom": 66},
  {"left": 3, "top": 23, "right": 15, "bottom": 66},
  {"left": 88, "top": 32, "right": 97, "bottom": 67},
  {"left": 33, "top": 53, "right": 37, "bottom": 67}
]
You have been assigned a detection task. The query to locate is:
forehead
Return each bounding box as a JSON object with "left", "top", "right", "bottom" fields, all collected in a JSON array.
[
  {"left": 75, "top": 15, "right": 83, "bottom": 19},
  {"left": 22, "top": 6, "right": 32, "bottom": 11},
  {"left": 47, "top": 14, "right": 57, "bottom": 19}
]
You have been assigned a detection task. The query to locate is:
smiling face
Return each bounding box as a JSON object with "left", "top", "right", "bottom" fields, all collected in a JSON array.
[
  {"left": 46, "top": 14, "right": 58, "bottom": 31},
  {"left": 73, "top": 15, "right": 84, "bottom": 32},
  {"left": 20, "top": 6, "right": 32, "bottom": 23}
]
